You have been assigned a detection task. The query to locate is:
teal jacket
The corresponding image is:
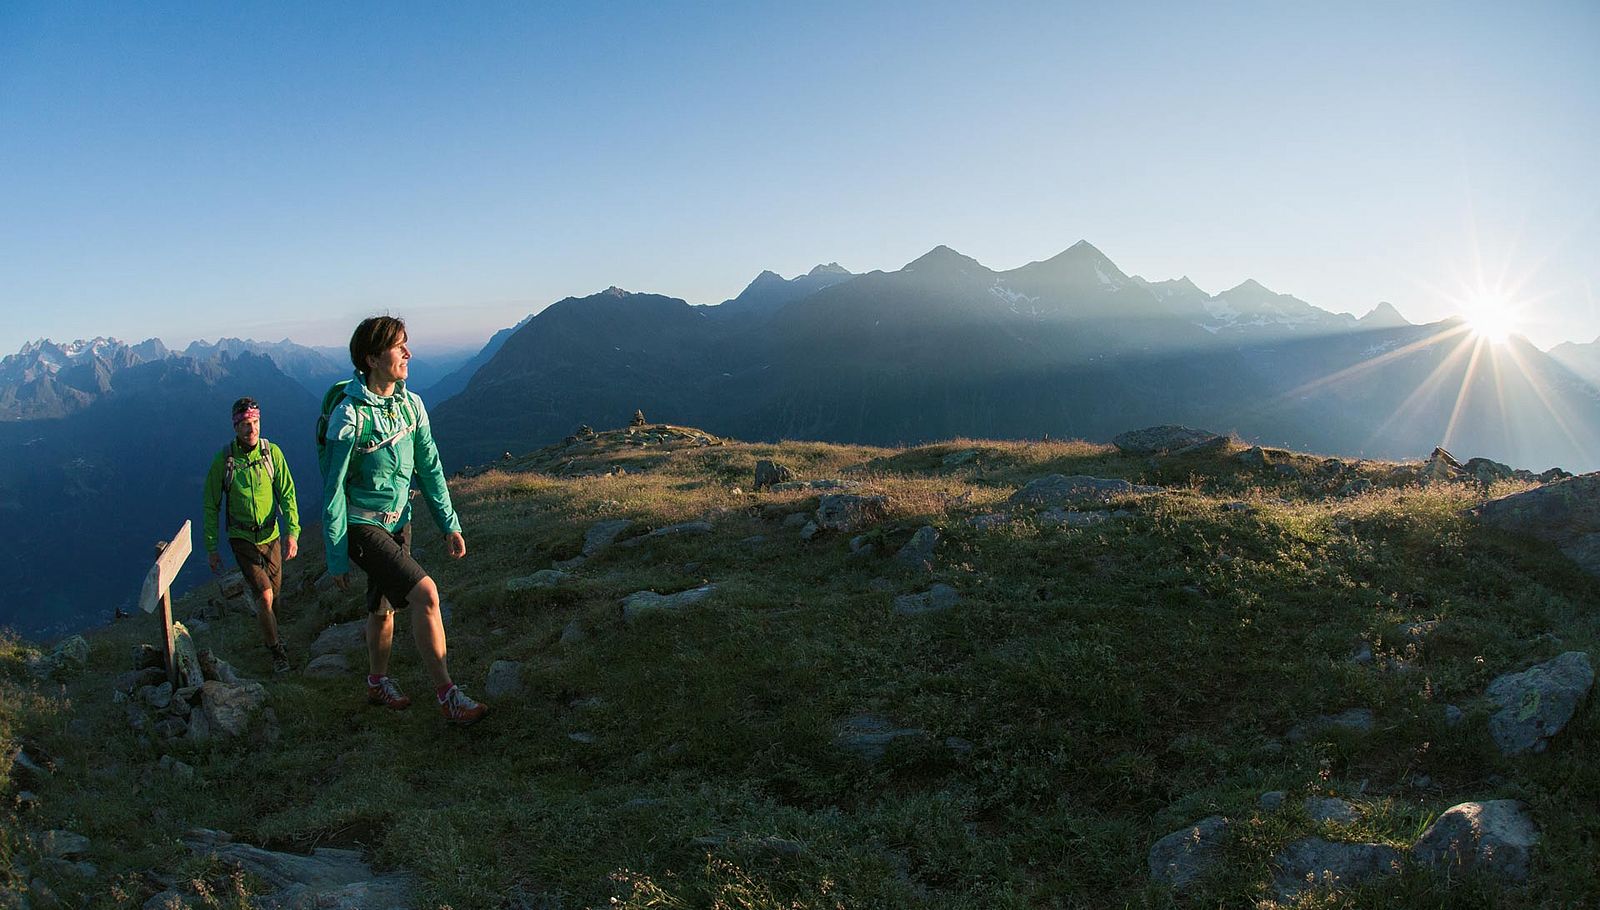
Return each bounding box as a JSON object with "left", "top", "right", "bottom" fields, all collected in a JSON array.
[
  {"left": 202, "top": 439, "right": 300, "bottom": 553},
  {"left": 320, "top": 372, "right": 461, "bottom": 576}
]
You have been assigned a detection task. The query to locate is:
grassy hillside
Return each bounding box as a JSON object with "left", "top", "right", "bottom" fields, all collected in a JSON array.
[{"left": 2, "top": 428, "right": 1596, "bottom": 908}]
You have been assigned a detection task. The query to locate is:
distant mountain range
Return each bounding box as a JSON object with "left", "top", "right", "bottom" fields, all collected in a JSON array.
[
  {"left": 431, "top": 242, "right": 1600, "bottom": 473},
  {"left": 6, "top": 241, "right": 1599, "bottom": 638},
  {"left": 0, "top": 351, "right": 319, "bottom": 637}
]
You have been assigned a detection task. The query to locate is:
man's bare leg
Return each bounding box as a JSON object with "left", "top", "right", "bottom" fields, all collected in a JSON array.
[{"left": 256, "top": 587, "right": 280, "bottom": 647}]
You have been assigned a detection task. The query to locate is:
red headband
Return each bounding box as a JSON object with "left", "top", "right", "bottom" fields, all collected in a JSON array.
[{"left": 232, "top": 407, "right": 261, "bottom": 425}]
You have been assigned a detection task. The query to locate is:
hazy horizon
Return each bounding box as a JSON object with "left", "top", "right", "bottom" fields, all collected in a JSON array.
[{"left": 3, "top": 2, "right": 1596, "bottom": 355}]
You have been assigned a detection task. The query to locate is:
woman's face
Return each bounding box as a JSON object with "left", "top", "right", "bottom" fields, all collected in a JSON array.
[{"left": 366, "top": 334, "right": 411, "bottom": 384}]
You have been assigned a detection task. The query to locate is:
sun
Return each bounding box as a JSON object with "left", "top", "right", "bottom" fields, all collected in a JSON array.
[{"left": 1462, "top": 296, "right": 1520, "bottom": 344}]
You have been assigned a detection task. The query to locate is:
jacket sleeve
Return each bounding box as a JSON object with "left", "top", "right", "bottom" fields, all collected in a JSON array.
[
  {"left": 272, "top": 442, "right": 300, "bottom": 540},
  {"left": 202, "top": 449, "right": 226, "bottom": 554},
  {"left": 321, "top": 404, "right": 359, "bottom": 576},
  {"left": 410, "top": 394, "right": 462, "bottom": 534}
]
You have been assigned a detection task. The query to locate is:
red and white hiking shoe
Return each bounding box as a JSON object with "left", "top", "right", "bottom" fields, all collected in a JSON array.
[
  {"left": 366, "top": 676, "right": 412, "bottom": 710},
  {"left": 438, "top": 686, "right": 488, "bottom": 726}
]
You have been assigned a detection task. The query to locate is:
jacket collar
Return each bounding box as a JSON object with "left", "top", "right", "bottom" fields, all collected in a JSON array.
[{"left": 350, "top": 370, "right": 407, "bottom": 405}]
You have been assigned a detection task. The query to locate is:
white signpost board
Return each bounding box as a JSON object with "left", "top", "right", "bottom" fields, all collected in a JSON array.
[{"left": 139, "top": 521, "right": 192, "bottom": 685}]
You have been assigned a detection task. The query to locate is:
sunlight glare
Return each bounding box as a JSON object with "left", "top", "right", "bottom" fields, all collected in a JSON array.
[{"left": 1462, "top": 295, "right": 1520, "bottom": 344}]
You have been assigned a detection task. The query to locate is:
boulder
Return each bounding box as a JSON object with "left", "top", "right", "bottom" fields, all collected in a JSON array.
[
  {"left": 621, "top": 585, "right": 717, "bottom": 623},
  {"left": 181, "top": 828, "right": 414, "bottom": 910},
  {"left": 132, "top": 643, "right": 165, "bottom": 670},
  {"left": 310, "top": 621, "right": 366, "bottom": 657},
  {"left": 200, "top": 680, "right": 268, "bottom": 738},
  {"left": 1485, "top": 651, "right": 1593, "bottom": 755},
  {"left": 1007, "top": 475, "right": 1160, "bottom": 508},
  {"left": 582, "top": 519, "right": 635, "bottom": 557},
  {"left": 799, "top": 521, "right": 821, "bottom": 541},
  {"left": 1270, "top": 837, "right": 1401, "bottom": 899},
  {"left": 1304, "top": 797, "right": 1359, "bottom": 824},
  {"left": 941, "top": 449, "right": 979, "bottom": 468},
  {"left": 815, "top": 494, "right": 889, "bottom": 532},
  {"left": 1412, "top": 800, "right": 1539, "bottom": 883},
  {"left": 1475, "top": 473, "right": 1600, "bottom": 578},
  {"left": 558, "top": 620, "right": 587, "bottom": 646},
  {"left": 1235, "top": 446, "right": 1269, "bottom": 468},
  {"left": 26, "top": 635, "right": 90, "bottom": 680},
  {"left": 505, "top": 570, "right": 570, "bottom": 592},
  {"left": 893, "top": 584, "right": 961, "bottom": 616},
  {"left": 485, "top": 660, "right": 523, "bottom": 698},
  {"left": 304, "top": 654, "right": 350, "bottom": 679},
  {"left": 754, "top": 460, "right": 794, "bottom": 490},
  {"left": 1147, "top": 815, "right": 1228, "bottom": 891},
  {"left": 1464, "top": 457, "right": 1515, "bottom": 484},
  {"left": 1421, "top": 446, "right": 1468, "bottom": 484},
  {"left": 1112, "top": 426, "right": 1224, "bottom": 455},
  {"left": 894, "top": 526, "right": 939, "bottom": 571},
  {"left": 834, "top": 714, "right": 925, "bottom": 762},
  {"left": 1259, "top": 791, "right": 1287, "bottom": 811}
]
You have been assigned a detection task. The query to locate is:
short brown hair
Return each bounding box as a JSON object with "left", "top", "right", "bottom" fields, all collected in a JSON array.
[{"left": 349, "top": 316, "right": 407, "bottom": 374}]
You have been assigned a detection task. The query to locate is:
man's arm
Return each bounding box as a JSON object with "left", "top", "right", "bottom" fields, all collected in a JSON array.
[
  {"left": 271, "top": 442, "right": 301, "bottom": 558},
  {"left": 202, "top": 449, "right": 225, "bottom": 554}
]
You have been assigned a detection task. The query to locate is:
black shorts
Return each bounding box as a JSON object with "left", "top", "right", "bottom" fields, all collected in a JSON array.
[
  {"left": 228, "top": 537, "right": 283, "bottom": 601},
  {"left": 347, "top": 523, "right": 428, "bottom": 614}
]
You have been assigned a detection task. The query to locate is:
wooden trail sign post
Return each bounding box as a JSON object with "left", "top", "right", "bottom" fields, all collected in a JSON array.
[{"left": 140, "top": 521, "right": 192, "bottom": 686}]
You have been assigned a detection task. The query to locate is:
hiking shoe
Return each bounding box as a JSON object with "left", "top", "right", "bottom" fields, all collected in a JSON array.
[
  {"left": 367, "top": 676, "right": 412, "bottom": 710},
  {"left": 268, "top": 643, "right": 291, "bottom": 675},
  {"left": 439, "top": 686, "right": 488, "bottom": 726}
]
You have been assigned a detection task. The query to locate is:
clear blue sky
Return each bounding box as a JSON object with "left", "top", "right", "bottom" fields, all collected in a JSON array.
[{"left": 2, "top": 1, "right": 1596, "bottom": 355}]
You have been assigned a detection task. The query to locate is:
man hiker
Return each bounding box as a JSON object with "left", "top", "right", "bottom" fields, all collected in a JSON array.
[
  {"left": 203, "top": 396, "right": 300, "bottom": 673},
  {"left": 320, "top": 315, "right": 487, "bottom": 726}
]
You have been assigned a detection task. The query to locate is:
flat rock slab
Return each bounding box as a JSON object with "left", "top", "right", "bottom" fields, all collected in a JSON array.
[
  {"left": 1113, "top": 425, "right": 1224, "bottom": 454},
  {"left": 506, "top": 569, "right": 570, "bottom": 591},
  {"left": 1271, "top": 837, "right": 1401, "bottom": 899},
  {"left": 31, "top": 830, "right": 90, "bottom": 859},
  {"left": 1007, "top": 475, "right": 1161, "bottom": 508},
  {"left": 1475, "top": 472, "right": 1600, "bottom": 577},
  {"left": 1148, "top": 815, "right": 1228, "bottom": 891},
  {"left": 1287, "top": 708, "right": 1375, "bottom": 743},
  {"left": 582, "top": 519, "right": 635, "bottom": 557},
  {"left": 1485, "top": 651, "right": 1593, "bottom": 755},
  {"left": 310, "top": 621, "right": 365, "bottom": 657},
  {"left": 620, "top": 520, "right": 713, "bottom": 547},
  {"left": 770, "top": 479, "right": 861, "bottom": 492},
  {"left": 1412, "top": 799, "right": 1539, "bottom": 883},
  {"left": 621, "top": 584, "right": 717, "bottom": 623},
  {"left": 304, "top": 654, "right": 350, "bottom": 679},
  {"left": 834, "top": 714, "right": 925, "bottom": 762},
  {"left": 182, "top": 828, "right": 414, "bottom": 910},
  {"left": 893, "top": 584, "right": 960, "bottom": 616}
]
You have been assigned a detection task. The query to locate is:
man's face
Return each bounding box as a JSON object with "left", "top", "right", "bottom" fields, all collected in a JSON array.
[{"left": 234, "top": 415, "right": 260, "bottom": 447}]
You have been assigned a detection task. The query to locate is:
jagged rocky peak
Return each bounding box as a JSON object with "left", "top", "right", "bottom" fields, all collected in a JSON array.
[
  {"left": 601, "top": 286, "right": 631, "bottom": 298},
  {"left": 1359, "top": 301, "right": 1411, "bottom": 327},
  {"left": 1222, "top": 278, "right": 1278, "bottom": 300},
  {"left": 808, "top": 262, "right": 851, "bottom": 276},
  {"left": 902, "top": 245, "right": 989, "bottom": 274}
]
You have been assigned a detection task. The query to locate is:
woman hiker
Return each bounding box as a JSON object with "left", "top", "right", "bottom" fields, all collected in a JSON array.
[
  {"left": 320, "top": 315, "right": 487, "bottom": 725},
  {"left": 203, "top": 396, "right": 300, "bottom": 673}
]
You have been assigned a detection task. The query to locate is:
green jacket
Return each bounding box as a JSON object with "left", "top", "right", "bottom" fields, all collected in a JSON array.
[
  {"left": 202, "top": 438, "right": 300, "bottom": 553},
  {"left": 321, "top": 372, "right": 460, "bottom": 576}
]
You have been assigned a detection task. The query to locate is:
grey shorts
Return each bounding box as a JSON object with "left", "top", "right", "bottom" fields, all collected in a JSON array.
[{"left": 347, "top": 523, "right": 427, "bottom": 614}]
